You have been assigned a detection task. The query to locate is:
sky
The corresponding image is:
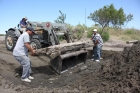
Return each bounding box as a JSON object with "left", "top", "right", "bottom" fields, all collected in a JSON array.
[{"left": 0, "top": 0, "right": 140, "bottom": 34}]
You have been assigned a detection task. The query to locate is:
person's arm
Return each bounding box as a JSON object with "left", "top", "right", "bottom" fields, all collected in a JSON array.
[
  {"left": 91, "top": 34, "right": 94, "bottom": 40},
  {"left": 24, "top": 43, "right": 35, "bottom": 56},
  {"left": 20, "top": 21, "right": 26, "bottom": 28},
  {"left": 20, "top": 24, "right": 26, "bottom": 28},
  {"left": 94, "top": 40, "right": 99, "bottom": 46},
  {"left": 23, "top": 34, "right": 35, "bottom": 56}
]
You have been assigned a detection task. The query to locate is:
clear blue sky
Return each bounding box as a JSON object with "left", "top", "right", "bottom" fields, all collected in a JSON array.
[{"left": 0, "top": 0, "right": 140, "bottom": 34}]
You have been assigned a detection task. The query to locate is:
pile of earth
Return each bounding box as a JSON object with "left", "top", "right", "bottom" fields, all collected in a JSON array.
[{"left": 61, "top": 41, "right": 140, "bottom": 93}]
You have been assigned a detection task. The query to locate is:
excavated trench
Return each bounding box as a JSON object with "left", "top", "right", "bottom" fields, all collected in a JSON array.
[{"left": 0, "top": 38, "right": 139, "bottom": 93}]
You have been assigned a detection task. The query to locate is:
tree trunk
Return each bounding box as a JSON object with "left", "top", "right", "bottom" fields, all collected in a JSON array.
[
  {"left": 34, "top": 41, "right": 93, "bottom": 59},
  {"left": 101, "top": 25, "right": 106, "bottom": 35},
  {"left": 126, "top": 40, "right": 138, "bottom": 44}
]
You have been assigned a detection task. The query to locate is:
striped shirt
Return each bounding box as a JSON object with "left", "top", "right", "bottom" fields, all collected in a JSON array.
[{"left": 92, "top": 33, "right": 103, "bottom": 46}]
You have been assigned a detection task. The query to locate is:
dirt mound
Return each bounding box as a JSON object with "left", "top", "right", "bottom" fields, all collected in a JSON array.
[
  {"left": 63, "top": 42, "right": 140, "bottom": 93},
  {"left": 99, "top": 41, "right": 140, "bottom": 93}
]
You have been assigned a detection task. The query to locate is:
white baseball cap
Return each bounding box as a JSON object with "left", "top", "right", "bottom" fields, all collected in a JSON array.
[
  {"left": 93, "top": 29, "right": 97, "bottom": 32},
  {"left": 24, "top": 16, "right": 28, "bottom": 20}
]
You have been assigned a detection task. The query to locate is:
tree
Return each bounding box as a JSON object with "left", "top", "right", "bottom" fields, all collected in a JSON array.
[
  {"left": 54, "top": 10, "right": 66, "bottom": 23},
  {"left": 88, "top": 4, "right": 133, "bottom": 34},
  {"left": 124, "top": 14, "right": 133, "bottom": 27}
]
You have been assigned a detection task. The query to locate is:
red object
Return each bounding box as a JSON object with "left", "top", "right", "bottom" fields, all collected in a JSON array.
[{"left": 46, "top": 23, "right": 50, "bottom": 28}]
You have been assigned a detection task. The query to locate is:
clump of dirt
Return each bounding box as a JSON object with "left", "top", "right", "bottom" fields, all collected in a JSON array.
[{"left": 63, "top": 42, "right": 140, "bottom": 93}]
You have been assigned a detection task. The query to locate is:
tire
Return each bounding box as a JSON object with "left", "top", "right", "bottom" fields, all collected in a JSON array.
[
  {"left": 5, "top": 30, "right": 18, "bottom": 51},
  {"left": 30, "top": 39, "right": 41, "bottom": 49}
]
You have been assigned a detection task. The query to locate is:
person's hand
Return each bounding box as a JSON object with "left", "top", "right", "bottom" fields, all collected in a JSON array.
[
  {"left": 30, "top": 51, "right": 36, "bottom": 56},
  {"left": 24, "top": 25, "right": 27, "bottom": 28},
  {"left": 32, "top": 46, "right": 36, "bottom": 50},
  {"left": 90, "top": 38, "right": 92, "bottom": 40}
]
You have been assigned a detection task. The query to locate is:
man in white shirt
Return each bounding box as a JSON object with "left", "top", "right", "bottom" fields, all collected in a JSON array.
[{"left": 13, "top": 27, "right": 36, "bottom": 82}]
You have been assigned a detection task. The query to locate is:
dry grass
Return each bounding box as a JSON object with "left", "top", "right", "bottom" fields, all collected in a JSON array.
[
  {"left": 0, "top": 34, "right": 5, "bottom": 36},
  {"left": 105, "top": 28, "right": 140, "bottom": 41}
]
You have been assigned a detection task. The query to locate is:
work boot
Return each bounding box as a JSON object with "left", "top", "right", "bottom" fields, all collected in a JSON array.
[{"left": 21, "top": 78, "right": 31, "bottom": 82}]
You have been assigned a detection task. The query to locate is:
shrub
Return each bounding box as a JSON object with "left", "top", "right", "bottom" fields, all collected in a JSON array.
[
  {"left": 73, "top": 28, "right": 84, "bottom": 40},
  {"left": 58, "top": 36, "right": 65, "bottom": 41},
  {"left": 125, "top": 30, "right": 134, "bottom": 35},
  {"left": 71, "top": 24, "right": 86, "bottom": 40},
  {"left": 86, "top": 26, "right": 96, "bottom": 38},
  {"left": 101, "top": 32, "right": 110, "bottom": 42},
  {"left": 87, "top": 30, "right": 93, "bottom": 38}
]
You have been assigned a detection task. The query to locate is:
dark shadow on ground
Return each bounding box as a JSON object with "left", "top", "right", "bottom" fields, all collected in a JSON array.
[{"left": 14, "top": 65, "right": 56, "bottom": 77}]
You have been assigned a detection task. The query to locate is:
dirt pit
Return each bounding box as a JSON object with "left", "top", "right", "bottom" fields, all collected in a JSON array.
[{"left": 0, "top": 38, "right": 139, "bottom": 93}]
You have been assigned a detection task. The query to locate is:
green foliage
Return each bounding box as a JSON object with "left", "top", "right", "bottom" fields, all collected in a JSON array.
[
  {"left": 87, "top": 30, "right": 93, "bottom": 38},
  {"left": 121, "top": 29, "right": 140, "bottom": 41},
  {"left": 67, "top": 24, "right": 74, "bottom": 34},
  {"left": 54, "top": 10, "right": 66, "bottom": 23},
  {"left": 87, "top": 27, "right": 95, "bottom": 38},
  {"left": 72, "top": 24, "right": 86, "bottom": 40},
  {"left": 58, "top": 36, "right": 65, "bottom": 41},
  {"left": 125, "top": 30, "right": 134, "bottom": 35},
  {"left": 88, "top": 4, "right": 133, "bottom": 33},
  {"left": 101, "top": 32, "right": 110, "bottom": 42},
  {"left": 66, "top": 24, "right": 75, "bottom": 40}
]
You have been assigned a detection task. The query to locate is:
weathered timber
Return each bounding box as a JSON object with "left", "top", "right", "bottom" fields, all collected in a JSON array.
[
  {"left": 126, "top": 40, "right": 138, "bottom": 44},
  {"left": 60, "top": 49, "right": 87, "bottom": 59},
  {"left": 34, "top": 41, "right": 92, "bottom": 59}
]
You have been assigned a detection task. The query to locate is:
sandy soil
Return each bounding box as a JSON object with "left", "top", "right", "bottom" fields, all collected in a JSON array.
[
  {"left": 0, "top": 36, "right": 135, "bottom": 93},
  {"left": 0, "top": 36, "right": 5, "bottom": 41}
]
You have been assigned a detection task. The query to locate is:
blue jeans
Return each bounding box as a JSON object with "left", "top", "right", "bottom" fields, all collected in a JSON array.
[
  {"left": 100, "top": 45, "right": 103, "bottom": 58},
  {"left": 94, "top": 45, "right": 102, "bottom": 60},
  {"left": 14, "top": 56, "right": 32, "bottom": 79}
]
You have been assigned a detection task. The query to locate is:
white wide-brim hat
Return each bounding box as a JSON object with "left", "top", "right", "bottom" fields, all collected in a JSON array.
[{"left": 93, "top": 29, "right": 97, "bottom": 32}]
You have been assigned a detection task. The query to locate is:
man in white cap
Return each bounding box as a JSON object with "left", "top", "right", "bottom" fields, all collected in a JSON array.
[
  {"left": 91, "top": 29, "right": 103, "bottom": 62},
  {"left": 13, "top": 27, "right": 36, "bottom": 82},
  {"left": 19, "top": 17, "right": 28, "bottom": 33}
]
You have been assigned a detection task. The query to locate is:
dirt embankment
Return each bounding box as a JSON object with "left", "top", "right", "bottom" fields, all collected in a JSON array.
[{"left": 63, "top": 41, "right": 140, "bottom": 93}]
